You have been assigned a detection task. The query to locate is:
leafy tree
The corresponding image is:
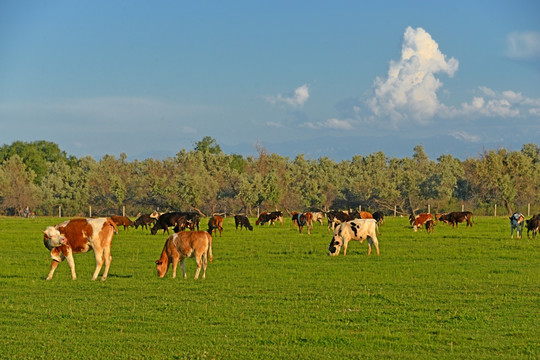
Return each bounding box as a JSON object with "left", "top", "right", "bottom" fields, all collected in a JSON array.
[{"left": 0, "top": 155, "right": 42, "bottom": 215}]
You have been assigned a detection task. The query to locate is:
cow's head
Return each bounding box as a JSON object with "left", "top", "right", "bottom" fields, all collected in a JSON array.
[
  {"left": 328, "top": 235, "right": 342, "bottom": 256},
  {"left": 42, "top": 226, "right": 67, "bottom": 250},
  {"left": 155, "top": 259, "right": 170, "bottom": 278}
]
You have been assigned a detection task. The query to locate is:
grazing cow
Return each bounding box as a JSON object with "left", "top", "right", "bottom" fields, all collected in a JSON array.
[
  {"left": 328, "top": 219, "right": 379, "bottom": 256},
  {"left": 151, "top": 212, "right": 186, "bottom": 235},
  {"left": 326, "top": 210, "right": 351, "bottom": 233},
  {"left": 425, "top": 219, "right": 435, "bottom": 234},
  {"left": 296, "top": 212, "right": 313, "bottom": 235},
  {"left": 155, "top": 231, "right": 213, "bottom": 279},
  {"left": 509, "top": 212, "right": 525, "bottom": 239},
  {"left": 311, "top": 212, "right": 324, "bottom": 225},
  {"left": 234, "top": 215, "right": 253, "bottom": 231},
  {"left": 134, "top": 214, "right": 156, "bottom": 230},
  {"left": 372, "top": 211, "right": 385, "bottom": 225},
  {"left": 208, "top": 215, "right": 224, "bottom": 237},
  {"left": 110, "top": 215, "right": 134, "bottom": 230},
  {"left": 526, "top": 214, "right": 540, "bottom": 239},
  {"left": 256, "top": 211, "right": 283, "bottom": 226},
  {"left": 172, "top": 216, "right": 189, "bottom": 233},
  {"left": 413, "top": 213, "right": 434, "bottom": 232},
  {"left": 42, "top": 218, "right": 118, "bottom": 281},
  {"left": 437, "top": 211, "right": 473, "bottom": 228}
]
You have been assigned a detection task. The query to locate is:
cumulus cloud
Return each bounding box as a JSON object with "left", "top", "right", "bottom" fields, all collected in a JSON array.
[
  {"left": 506, "top": 31, "right": 540, "bottom": 59},
  {"left": 301, "top": 118, "right": 354, "bottom": 130},
  {"left": 455, "top": 86, "right": 540, "bottom": 118},
  {"left": 367, "top": 26, "right": 458, "bottom": 126},
  {"left": 265, "top": 84, "right": 310, "bottom": 108}
]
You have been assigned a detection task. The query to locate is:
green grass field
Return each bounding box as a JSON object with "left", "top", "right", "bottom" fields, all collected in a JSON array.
[{"left": 0, "top": 215, "right": 538, "bottom": 359}]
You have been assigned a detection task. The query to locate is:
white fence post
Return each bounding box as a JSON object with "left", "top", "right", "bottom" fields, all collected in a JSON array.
[
  {"left": 462, "top": 204, "right": 465, "bottom": 212},
  {"left": 89, "top": 205, "right": 92, "bottom": 218},
  {"left": 494, "top": 204, "right": 497, "bottom": 217},
  {"left": 58, "top": 205, "right": 62, "bottom": 218}
]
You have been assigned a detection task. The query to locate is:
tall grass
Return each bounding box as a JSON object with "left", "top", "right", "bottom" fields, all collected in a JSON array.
[{"left": 0, "top": 216, "right": 538, "bottom": 359}]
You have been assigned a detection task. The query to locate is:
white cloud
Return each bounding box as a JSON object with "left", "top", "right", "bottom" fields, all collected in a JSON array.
[
  {"left": 506, "top": 31, "right": 540, "bottom": 59},
  {"left": 266, "top": 121, "right": 284, "bottom": 128},
  {"left": 301, "top": 118, "right": 354, "bottom": 130},
  {"left": 265, "top": 84, "right": 310, "bottom": 108},
  {"left": 456, "top": 86, "right": 540, "bottom": 118},
  {"left": 449, "top": 130, "right": 481, "bottom": 143},
  {"left": 367, "top": 26, "right": 458, "bottom": 125}
]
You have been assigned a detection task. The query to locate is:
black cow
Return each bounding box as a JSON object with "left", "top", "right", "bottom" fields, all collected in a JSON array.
[
  {"left": 437, "top": 211, "right": 473, "bottom": 228},
  {"left": 326, "top": 210, "right": 350, "bottom": 233},
  {"left": 234, "top": 215, "right": 253, "bottom": 231},
  {"left": 526, "top": 214, "right": 540, "bottom": 239},
  {"left": 372, "top": 211, "right": 385, "bottom": 225},
  {"left": 134, "top": 214, "right": 156, "bottom": 230},
  {"left": 151, "top": 212, "right": 187, "bottom": 235}
]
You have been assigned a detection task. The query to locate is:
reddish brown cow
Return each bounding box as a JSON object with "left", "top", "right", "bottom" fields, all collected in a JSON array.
[
  {"left": 155, "top": 231, "right": 213, "bottom": 279},
  {"left": 413, "top": 213, "right": 434, "bottom": 231},
  {"left": 296, "top": 212, "right": 313, "bottom": 235},
  {"left": 110, "top": 215, "right": 134, "bottom": 230},
  {"left": 42, "top": 218, "right": 118, "bottom": 281},
  {"left": 208, "top": 215, "right": 224, "bottom": 237}
]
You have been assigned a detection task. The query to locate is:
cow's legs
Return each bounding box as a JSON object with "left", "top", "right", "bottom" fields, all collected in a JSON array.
[
  {"left": 368, "top": 237, "right": 380, "bottom": 256},
  {"left": 100, "top": 247, "right": 112, "bottom": 281},
  {"left": 171, "top": 257, "right": 179, "bottom": 278},
  {"left": 194, "top": 255, "right": 202, "bottom": 279},
  {"left": 201, "top": 252, "right": 207, "bottom": 279},
  {"left": 64, "top": 252, "right": 78, "bottom": 280},
  {"left": 46, "top": 260, "right": 60, "bottom": 280},
  {"left": 91, "top": 250, "right": 103, "bottom": 281},
  {"left": 342, "top": 240, "right": 349, "bottom": 256},
  {"left": 180, "top": 258, "right": 187, "bottom": 279}
]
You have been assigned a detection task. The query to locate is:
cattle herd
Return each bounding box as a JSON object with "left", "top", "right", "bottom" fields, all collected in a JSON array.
[{"left": 40, "top": 208, "right": 539, "bottom": 281}]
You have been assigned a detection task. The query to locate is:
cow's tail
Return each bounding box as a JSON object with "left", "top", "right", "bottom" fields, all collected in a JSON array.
[
  {"left": 107, "top": 218, "right": 119, "bottom": 234},
  {"left": 207, "top": 233, "right": 214, "bottom": 262}
]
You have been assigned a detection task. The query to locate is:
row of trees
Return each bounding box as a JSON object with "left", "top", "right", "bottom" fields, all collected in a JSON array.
[{"left": 1, "top": 138, "right": 539, "bottom": 217}]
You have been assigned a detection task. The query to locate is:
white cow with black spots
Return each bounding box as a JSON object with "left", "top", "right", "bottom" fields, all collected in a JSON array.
[{"left": 328, "top": 219, "right": 379, "bottom": 256}]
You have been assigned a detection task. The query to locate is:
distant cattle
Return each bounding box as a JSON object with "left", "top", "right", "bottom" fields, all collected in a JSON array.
[
  {"left": 234, "top": 215, "right": 253, "bottom": 231},
  {"left": 372, "top": 211, "right": 385, "bottom": 225},
  {"left": 436, "top": 211, "right": 473, "bottom": 228},
  {"left": 151, "top": 212, "right": 186, "bottom": 235},
  {"left": 110, "top": 215, "right": 134, "bottom": 230},
  {"left": 42, "top": 217, "right": 118, "bottom": 281},
  {"left": 425, "top": 219, "right": 435, "bottom": 234},
  {"left": 296, "top": 212, "right": 313, "bottom": 235},
  {"left": 172, "top": 216, "right": 189, "bottom": 233},
  {"left": 134, "top": 214, "right": 156, "bottom": 230},
  {"left": 509, "top": 212, "right": 525, "bottom": 239},
  {"left": 155, "top": 231, "right": 213, "bottom": 279},
  {"left": 328, "top": 219, "right": 379, "bottom": 256},
  {"left": 413, "top": 213, "right": 434, "bottom": 232},
  {"left": 208, "top": 215, "right": 224, "bottom": 237},
  {"left": 526, "top": 214, "right": 540, "bottom": 239},
  {"left": 256, "top": 211, "right": 283, "bottom": 226},
  {"left": 326, "top": 210, "right": 350, "bottom": 233},
  {"left": 311, "top": 212, "right": 324, "bottom": 225}
]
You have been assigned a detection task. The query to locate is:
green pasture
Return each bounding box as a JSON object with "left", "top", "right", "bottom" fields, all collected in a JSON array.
[{"left": 0, "top": 216, "right": 538, "bottom": 359}]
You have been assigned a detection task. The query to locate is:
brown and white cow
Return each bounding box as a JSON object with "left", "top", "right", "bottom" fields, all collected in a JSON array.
[
  {"left": 328, "top": 219, "right": 379, "bottom": 256},
  {"left": 311, "top": 212, "right": 324, "bottom": 225},
  {"left": 155, "top": 231, "right": 213, "bottom": 279},
  {"left": 42, "top": 218, "right": 118, "bottom": 281},
  {"left": 413, "top": 213, "right": 434, "bottom": 232}
]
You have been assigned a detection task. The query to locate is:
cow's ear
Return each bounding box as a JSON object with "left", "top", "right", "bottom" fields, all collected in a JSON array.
[{"left": 42, "top": 230, "right": 48, "bottom": 238}]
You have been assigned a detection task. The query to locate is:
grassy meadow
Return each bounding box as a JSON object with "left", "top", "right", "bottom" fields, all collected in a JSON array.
[{"left": 0, "top": 215, "right": 538, "bottom": 359}]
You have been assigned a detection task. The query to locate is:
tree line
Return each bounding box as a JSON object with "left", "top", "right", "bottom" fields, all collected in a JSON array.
[{"left": 0, "top": 137, "right": 539, "bottom": 218}]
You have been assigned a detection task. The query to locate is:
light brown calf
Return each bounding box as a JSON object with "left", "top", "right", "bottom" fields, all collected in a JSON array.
[{"left": 155, "top": 231, "right": 213, "bottom": 279}]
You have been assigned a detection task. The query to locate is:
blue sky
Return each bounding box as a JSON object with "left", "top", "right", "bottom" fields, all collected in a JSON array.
[{"left": 1, "top": 1, "right": 539, "bottom": 161}]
